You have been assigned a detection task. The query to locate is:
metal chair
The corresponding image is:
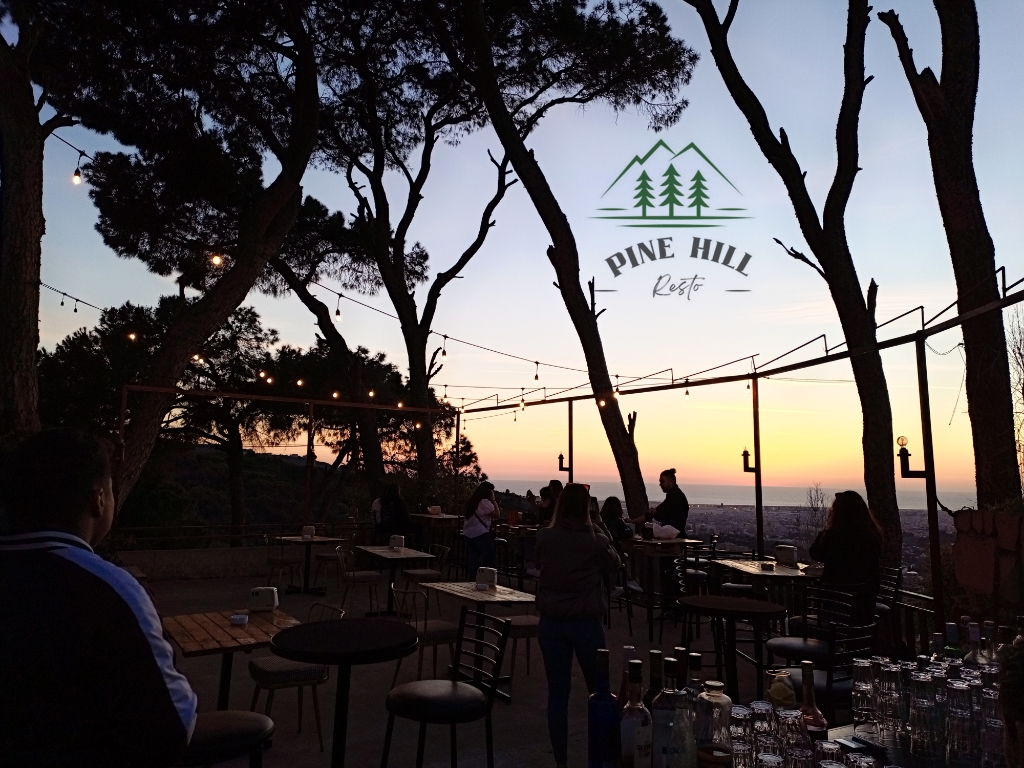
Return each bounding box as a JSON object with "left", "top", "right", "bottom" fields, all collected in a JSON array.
[
  {"left": 875, "top": 566, "right": 903, "bottom": 645},
  {"left": 380, "top": 606, "right": 511, "bottom": 768},
  {"left": 334, "top": 547, "right": 382, "bottom": 613},
  {"left": 403, "top": 544, "right": 451, "bottom": 616},
  {"left": 264, "top": 534, "right": 303, "bottom": 589},
  {"left": 311, "top": 535, "right": 353, "bottom": 588},
  {"left": 248, "top": 603, "right": 344, "bottom": 752},
  {"left": 390, "top": 584, "right": 459, "bottom": 686}
]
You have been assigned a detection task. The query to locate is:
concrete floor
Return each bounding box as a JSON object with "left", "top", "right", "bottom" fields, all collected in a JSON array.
[{"left": 151, "top": 575, "right": 758, "bottom": 768}]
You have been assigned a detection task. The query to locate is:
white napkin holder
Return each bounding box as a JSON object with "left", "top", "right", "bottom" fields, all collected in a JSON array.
[
  {"left": 652, "top": 521, "right": 680, "bottom": 540},
  {"left": 390, "top": 535, "right": 405, "bottom": 551},
  {"left": 774, "top": 545, "right": 798, "bottom": 566},
  {"left": 248, "top": 586, "right": 279, "bottom": 612},
  {"left": 427, "top": 505, "right": 443, "bottom": 516},
  {"left": 475, "top": 567, "right": 497, "bottom": 590},
  {"left": 760, "top": 562, "right": 776, "bottom": 572},
  {"left": 301, "top": 525, "right": 316, "bottom": 539}
]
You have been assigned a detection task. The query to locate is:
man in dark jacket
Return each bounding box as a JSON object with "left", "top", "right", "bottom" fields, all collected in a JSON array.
[
  {"left": 648, "top": 468, "right": 690, "bottom": 535},
  {"left": 0, "top": 430, "right": 197, "bottom": 767}
]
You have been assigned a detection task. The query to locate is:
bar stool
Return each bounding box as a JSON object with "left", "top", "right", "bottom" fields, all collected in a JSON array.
[{"left": 172, "top": 711, "right": 274, "bottom": 768}]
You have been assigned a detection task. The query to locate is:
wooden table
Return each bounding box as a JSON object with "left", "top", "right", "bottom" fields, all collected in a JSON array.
[
  {"left": 408, "top": 513, "right": 460, "bottom": 548},
  {"left": 627, "top": 537, "right": 702, "bottom": 641},
  {"left": 163, "top": 608, "right": 299, "bottom": 710},
  {"left": 272, "top": 619, "right": 417, "bottom": 768},
  {"left": 355, "top": 545, "right": 434, "bottom": 614},
  {"left": 277, "top": 535, "right": 346, "bottom": 595}
]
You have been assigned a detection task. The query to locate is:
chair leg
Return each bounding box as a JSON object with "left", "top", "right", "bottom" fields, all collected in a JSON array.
[
  {"left": 417, "top": 647, "right": 425, "bottom": 680},
  {"left": 485, "top": 711, "right": 495, "bottom": 768},
  {"left": 450, "top": 723, "right": 458, "bottom": 768},
  {"left": 433, "top": 644, "right": 439, "bottom": 678},
  {"left": 391, "top": 657, "right": 403, "bottom": 689},
  {"left": 297, "top": 685, "right": 303, "bottom": 733},
  {"left": 526, "top": 638, "right": 531, "bottom": 675},
  {"left": 264, "top": 688, "right": 275, "bottom": 717},
  {"left": 249, "top": 742, "right": 264, "bottom": 768},
  {"left": 508, "top": 637, "right": 518, "bottom": 689},
  {"left": 312, "top": 684, "right": 324, "bottom": 752},
  {"left": 250, "top": 684, "right": 261, "bottom": 711},
  {"left": 380, "top": 713, "right": 395, "bottom": 768},
  {"left": 416, "top": 721, "right": 428, "bottom": 768}
]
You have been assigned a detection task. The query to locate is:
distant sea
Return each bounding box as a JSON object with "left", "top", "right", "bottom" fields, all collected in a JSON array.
[{"left": 487, "top": 479, "right": 977, "bottom": 511}]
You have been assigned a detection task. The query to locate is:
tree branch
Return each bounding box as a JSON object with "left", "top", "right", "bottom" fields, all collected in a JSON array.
[
  {"left": 269, "top": 256, "right": 354, "bottom": 358},
  {"left": 877, "top": 9, "right": 944, "bottom": 123},
  {"left": 723, "top": 0, "right": 740, "bottom": 33},
  {"left": 774, "top": 238, "right": 826, "bottom": 280}
]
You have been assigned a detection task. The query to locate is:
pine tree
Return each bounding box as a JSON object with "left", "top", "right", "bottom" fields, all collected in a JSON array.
[
  {"left": 659, "top": 163, "right": 685, "bottom": 217},
  {"left": 687, "top": 169, "right": 710, "bottom": 216},
  {"left": 633, "top": 170, "right": 656, "bottom": 216}
]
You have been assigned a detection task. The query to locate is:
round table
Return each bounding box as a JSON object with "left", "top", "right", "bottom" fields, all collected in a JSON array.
[
  {"left": 271, "top": 618, "right": 418, "bottom": 768},
  {"left": 676, "top": 595, "right": 787, "bottom": 702}
]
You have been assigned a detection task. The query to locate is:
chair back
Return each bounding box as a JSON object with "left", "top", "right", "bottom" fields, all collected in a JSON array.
[
  {"left": 391, "top": 584, "right": 428, "bottom": 627},
  {"left": 800, "top": 585, "right": 858, "bottom": 639},
  {"left": 308, "top": 603, "right": 345, "bottom": 623},
  {"left": 826, "top": 621, "right": 876, "bottom": 672},
  {"left": 264, "top": 534, "right": 286, "bottom": 563},
  {"left": 427, "top": 544, "right": 451, "bottom": 573},
  {"left": 877, "top": 566, "right": 903, "bottom": 610},
  {"left": 450, "top": 605, "right": 511, "bottom": 706}
]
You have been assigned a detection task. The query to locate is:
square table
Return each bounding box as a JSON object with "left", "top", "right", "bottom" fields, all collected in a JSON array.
[
  {"left": 709, "top": 559, "right": 819, "bottom": 618},
  {"left": 626, "top": 537, "right": 702, "bottom": 641},
  {"left": 163, "top": 608, "right": 299, "bottom": 710},
  {"left": 277, "top": 535, "right": 347, "bottom": 595},
  {"left": 355, "top": 545, "right": 435, "bottom": 614},
  {"left": 408, "top": 513, "right": 461, "bottom": 549}
]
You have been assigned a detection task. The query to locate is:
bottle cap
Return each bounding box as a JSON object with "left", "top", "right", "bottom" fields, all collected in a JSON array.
[
  {"left": 689, "top": 652, "right": 702, "bottom": 670},
  {"left": 674, "top": 646, "right": 687, "bottom": 660},
  {"left": 664, "top": 657, "right": 677, "bottom": 678},
  {"left": 628, "top": 658, "right": 643, "bottom": 683},
  {"left": 703, "top": 680, "right": 725, "bottom": 692}
]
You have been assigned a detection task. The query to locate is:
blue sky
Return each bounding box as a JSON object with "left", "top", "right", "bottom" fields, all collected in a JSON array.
[{"left": 34, "top": 2, "right": 1024, "bottom": 502}]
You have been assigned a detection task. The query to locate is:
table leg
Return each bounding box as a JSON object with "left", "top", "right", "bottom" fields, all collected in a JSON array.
[
  {"left": 387, "top": 564, "right": 399, "bottom": 612},
  {"left": 724, "top": 618, "right": 739, "bottom": 702},
  {"left": 647, "top": 552, "right": 655, "bottom": 643},
  {"left": 753, "top": 618, "right": 765, "bottom": 700},
  {"left": 517, "top": 537, "right": 525, "bottom": 592},
  {"left": 303, "top": 543, "right": 313, "bottom": 592},
  {"left": 217, "top": 651, "right": 234, "bottom": 710},
  {"left": 330, "top": 663, "right": 352, "bottom": 768}
]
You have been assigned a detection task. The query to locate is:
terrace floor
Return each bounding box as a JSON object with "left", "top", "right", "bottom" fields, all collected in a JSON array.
[{"left": 151, "top": 574, "right": 758, "bottom": 768}]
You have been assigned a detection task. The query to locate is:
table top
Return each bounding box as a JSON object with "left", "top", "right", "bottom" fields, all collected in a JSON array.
[
  {"left": 409, "top": 513, "right": 461, "bottom": 521},
  {"left": 271, "top": 618, "right": 418, "bottom": 666},
  {"left": 423, "top": 581, "right": 536, "bottom": 604},
  {"left": 163, "top": 608, "right": 299, "bottom": 657},
  {"left": 630, "top": 537, "right": 702, "bottom": 547},
  {"left": 677, "top": 595, "right": 788, "bottom": 619},
  {"left": 278, "top": 535, "right": 346, "bottom": 544},
  {"left": 356, "top": 545, "right": 434, "bottom": 561},
  {"left": 712, "top": 559, "right": 814, "bottom": 578}
]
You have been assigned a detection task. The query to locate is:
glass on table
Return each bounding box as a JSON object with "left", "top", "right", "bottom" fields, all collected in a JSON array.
[
  {"left": 844, "top": 753, "right": 875, "bottom": 768},
  {"left": 818, "top": 761, "right": 845, "bottom": 768},
  {"left": 777, "top": 709, "right": 812, "bottom": 752},
  {"left": 852, "top": 659, "right": 876, "bottom": 736},
  {"left": 750, "top": 700, "right": 776, "bottom": 735},
  {"left": 908, "top": 672, "right": 941, "bottom": 762},
  {"left": 785, "top": 747, "right": 814, "bottom": 768},
  {"left": 731, "top": 705, "right": 753, "bottom": 744},
  {"left": 766, "top": 670, "right": 798, "bottom": 710},
  {"left": 755, "top": 733, "right": 783, "bottom": 757},
  {"left": 757, "top": 754, "right": 785, "bottom": 768},
  {"left": 732, "top": 741, "right": 754, "bottom": 768},
  {"left": 814, "top": 740, "right": 842, "bottom": 764}
]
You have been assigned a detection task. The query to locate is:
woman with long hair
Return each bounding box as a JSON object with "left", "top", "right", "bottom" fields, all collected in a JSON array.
[
  {"left": 809, "top": 490, "right": 883, "bottom": 601},
  {"left": 462, "top": 481, "right": 499, "bottom": 580},
  {"left": 599, "top": 496, "right": 633, "bottom": 543},
  {"left": 535, "top": 483, "right": 620, "bottom": 768}
]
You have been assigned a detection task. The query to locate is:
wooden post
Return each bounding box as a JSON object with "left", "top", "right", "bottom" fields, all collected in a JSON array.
[
  {"left": 752, "top": 377, "right": 764, "bottom": 559},
  {"left": 568, "top": 400, "right": 574, "bottom": 483},
  {"left": 916, "top": 335, "right": 945, "bottom": 628},
  {"left": 453, "top": 409, "right": 462, "bottom": 512},
  {"left": 304, "top": 402, "right": 315, "bottom": 526}
]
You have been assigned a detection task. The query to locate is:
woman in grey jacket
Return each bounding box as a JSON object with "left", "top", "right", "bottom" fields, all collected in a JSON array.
[{"left": 535, "top": 483, "right": 621, "bottom": 768}]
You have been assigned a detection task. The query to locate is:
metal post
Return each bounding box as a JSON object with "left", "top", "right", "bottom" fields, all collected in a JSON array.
[
  {"left": 568, "top": 400, "right": 574, "bottom": 483},
  {"left": 752, "top": 377, "right": 764, "bottom": 559},
  {"left": 916, "top": 335, "right": 946, "bottom": 629},
  {"left": 304, "top": 402, "right": 315, "bottom": 526},
  {"left": 453, "top": 410, "right": 462, "bottom": 512}
]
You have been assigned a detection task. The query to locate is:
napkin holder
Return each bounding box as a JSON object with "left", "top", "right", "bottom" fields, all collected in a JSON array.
[
  {"left": 427, "top": 505, "right": 443, "bottom": 516},
  {"left": 248, "top": 586, "right": 279, "bottom": 612},
  {"left": 389, "top": 535, "right": 405, "bottom": 551},
  {"left": 301, "top": 525, "right": 316, "bottom": 540},
  {"left": 475, "top": 567, "right": 497, "bottom": 590},
  {"left": 760, "top": 562, "right": 776, "bottom": 572},
  {"left": 774, "top": 545, "right": 798, "bottom": 566}
]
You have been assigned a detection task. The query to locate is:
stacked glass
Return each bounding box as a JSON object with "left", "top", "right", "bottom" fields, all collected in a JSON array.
[
  {"left": 852, "top": 659, "right": 875, "bottom": 735},
  {"left": 907, "top": 672, "right": 941, "bottom": 761},
  {"left": 946, "top": 680, "right": 974, "bottom": 768},
  {"left": 875, "top": 664, "right": 904, "bottom": 739},
  {"left": 731, "top": 705, "right": 753, "bottom": 768},
  {"left": 980, "top": 688, "right": 1005, "bottom": 768}
]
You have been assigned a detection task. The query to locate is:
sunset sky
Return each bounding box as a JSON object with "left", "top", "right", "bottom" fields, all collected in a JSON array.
[{"left": 36, "top": 2, "right": 1024, "bottom": 507}]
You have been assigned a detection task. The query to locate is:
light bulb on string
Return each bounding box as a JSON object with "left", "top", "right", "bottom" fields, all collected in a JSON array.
[
  {"left": 73, "top": 300, "right": 78, "bottom": 313},
  {"left": 397, "top": 402, "right": 403, "bottom": 408},
  {"left": 520, "top": 388, "right": 525, "bottom": 410},
  {"left": 296, "top": 379, "right": 304, "bottom": 386},
  {"left": 685, "top": 389, "right": 690, "bottom": 398},
  {"left": 210, "top": 254, "right": 223, "bottom": 266},
  {"left": 128, "top": 333, "right": 137, "bottom": 341},
  {"left": 368, "top": 389, "right": 375, "bottom": 398},
  {"left": 442, "top": 385, "right": 448, "bottom": 404},
  {"left": 60, "top": 294, "right": 65, "bottom": 307},
  {"left": 259, "top": 371, "right": 266, "bottom": 378},
  {"left": 332, "top": 392, "right": 339, "bottom": 398},
  {"left": 72, "top": 151, "right": 85, "bottom": 185},
  {"left": 534, "top": 362, "right": 539, "bottom": 381},
  {"left": 441, "top": 335, "right": 448, "bottom": 359},
  {"left": 266, "top": 377, "right": 273, "bottom": 384},
  {"left": 747, "top": 381, "right": 751, "bottom": 390},
  {"left": 335, "top": 296, "right": 341, "bottom": 321},
  {"left": 614, "top": 374, "right": 620, "bottom": 398}
]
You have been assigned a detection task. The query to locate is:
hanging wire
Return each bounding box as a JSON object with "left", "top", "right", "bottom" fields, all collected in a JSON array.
[
  {"left": 948, "top": 345, "right": 967, "bottom": 425},
  {"left": 40, "top": 282, "right": 103, "bottom": 312}
]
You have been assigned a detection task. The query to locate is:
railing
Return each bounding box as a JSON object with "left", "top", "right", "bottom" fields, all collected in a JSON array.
[
  {"left": 110, "top": 520, "right": 374, "bottom": 551},
  {"left": 891, "top": 587, "right": 938, "bottom": 656}
]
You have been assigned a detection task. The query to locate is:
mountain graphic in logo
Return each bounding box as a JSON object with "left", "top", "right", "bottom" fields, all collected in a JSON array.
[{"left": 594, "top": 140, "right": 750, "bottom": 228}]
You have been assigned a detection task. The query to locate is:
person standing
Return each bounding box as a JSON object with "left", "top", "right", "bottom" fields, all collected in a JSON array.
[
  {"left": 631, "top": 468, "right": 690, "bottom": 536},
  {"left": 379, "top": 483, "right": 410, "bottom": 541},
  {"left": 462, "top": 481, "right": 499, "bottom": 580},
  {"left": 535, "top": 483, "right": 621, "bottom": 768}
]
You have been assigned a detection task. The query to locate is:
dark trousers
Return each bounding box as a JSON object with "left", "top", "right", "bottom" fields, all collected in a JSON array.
[
  {"left": 538, "top": 614, "right": 606, "bottom": 764},
  {"left": 464, "top": 532, "right": 495, "bottom": 580}
]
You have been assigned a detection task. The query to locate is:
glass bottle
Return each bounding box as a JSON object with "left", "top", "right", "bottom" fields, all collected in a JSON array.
[
  {"left": 964, "top": 622, "right": 987, "bottom": 667},
  {"left": 652, "top": 657, "right": 681, "bottom": 768},
  {"left": 997, "top": 625, "right": 1013, "bottom": 654},
  {"left": 621, "top": 659, "right": 653, "bottom": 768},
  {"left": 959, "top": 615, "right": 973, "bottom": 659},
  {"left": 619, "top": 646, "right": 638, "bottom": 712},
  {"left": 799, "top": 660, "right": 828, "bottom": 741},
  {"left": 1014, "top": 615, "right": 1024, "bottom": 646},
  {"left": 678, "top": 654, "right": 702, "bottom": 768},
  {"left": 695, "top": 681, "right": 733, "bottom": 767},
  {"left": 645, "top": 650, "right": 664, "bottom": 711},
  {"left": 944, "top": 622, "right": 962, "bottom": 657},
  {"left": 982, "top": 621, "right": 997, "bottom": 664},
  {"left": 930, "top": 632, "right": 946, "bottom": 663},
  {"left": 589, "top": 649, "right": 622, "bottom": 768},
  {"left": 764, "top": 669, "right": 797, "bottom": 710}
]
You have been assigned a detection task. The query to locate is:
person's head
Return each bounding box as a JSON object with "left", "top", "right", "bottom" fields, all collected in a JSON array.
[
  {"left": 548, "top": 479, "right": 563, "bottom": 498},
  {"left": 464, "top": 481, "right": 495, "bottom": 516},
  {"left": 1000, "top": 645, "right": 1024, "bottom": 768},
  {"left": 526, "top": 489, "right": 535, "bottom": 501},
  {"left": 601, "top": 496, "right": 624, "bottom": 525},
  {"left": 588, "top": 496, "right": 600, "bottom": 521},
  {"left": 659, "top": 468, "right": 677, "bottom": 493},
  {"left": 825, "top": 490, "right": 882, "bottom": 541},
  {"left": 550, "top": 483, "right": 591, "bottom": 529},
  {"left": 539, "top": 486, "right": 552, "bottom": 506},
  {"left": 382, "top": 483, "right": 401, "bottom": 503},
  {"left": 0, "top": 429, "right": 114, "bottom": 546}
]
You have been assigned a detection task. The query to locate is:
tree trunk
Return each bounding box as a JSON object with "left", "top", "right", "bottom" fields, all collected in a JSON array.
[
  {"left": 879, "top": 3, "right": 1021, "bottom": 511},
  {"left": 685, "top": 0, "right": 902, "bottom": 563},
  {"left": 0, "top": 44, "right": 45, "bottom": 438},
  {"left": 224, "top": 420, "right": 246, "bottom": 547},
  {"left": 403, "top": 326, "right": 438, "bottom": 490},
  {"left": 453, "top": 0, "right": 650, "bottom": 517}
]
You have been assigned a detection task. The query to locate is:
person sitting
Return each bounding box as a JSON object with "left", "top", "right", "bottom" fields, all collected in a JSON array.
[
  {"left": 535, "top": 485, "right": 555, "bottom": 526},
  {"left": 599, "top": 496, "right": 634, "bottom": 544},
  {"left": 0, "top": 430, "right": 198, "bottom": 767},
  {"left": 630, "top": 468, "right": 689, "bottom": 537},
  {"left": 808, "top": 490, "right": 882, "bottom": 619}
]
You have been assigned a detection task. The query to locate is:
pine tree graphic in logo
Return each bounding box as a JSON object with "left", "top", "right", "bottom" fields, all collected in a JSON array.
[
  {"left": 659, "top": 163, "right": 685, "bottom": 217},
  {"left": 633, "top": 170, "right": 655, "bottom": 217},
  {"left": 687, "top": 170, "right": 710, "bottom": 217}
]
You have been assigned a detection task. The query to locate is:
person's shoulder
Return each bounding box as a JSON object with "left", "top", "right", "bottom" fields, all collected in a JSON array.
[
  {"left": 478, "top": 498, "right": 495, "bottom": 513},
  {"left": 53, "top": 545, "right": 155, "bottom": 615}
]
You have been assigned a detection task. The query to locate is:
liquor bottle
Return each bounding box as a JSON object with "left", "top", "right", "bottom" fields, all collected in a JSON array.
[
  {"left": 997, "top": 625, "right": 1014, "bottom": 654},
  {"left": 621, "top": 659, "right": 653, "bottom": 768},
  {"left": 931, "top": 632, "right": 946, "bottom": 663},
  {"left": 799, "top": 660, "right": 828, "bottom": 741},
  {"left": 959, "top": 616, "right": 973, "bottom": 660},
  {"left": 589, "top": 649, "right": 622, "bottom": 768},
  {"left": 695, "top": 681, "right": 733, "bottom": 766},
  {"left": 964, "top": 622, "right": 987, "bottom": 667},
  {"left": 619, "top": 646, "right": 638, "bottom": 712},
  {"left": 1014, "top": 615, "right": 1024, "bottom": 646},
  {"left": 644, "top": 650, "right": 664, "bottom": 711},
  {"left": 652, "top": 657, "right": 681, "bottom": 768},
  {"left": 982, "top": 621, "right": 997, "bottom": 663},
  {"left": 678, "top": 654, "right": 702, "bottom": 768},
  {"left": 944, "top": 622, "right": 962, "bottom": 657}
]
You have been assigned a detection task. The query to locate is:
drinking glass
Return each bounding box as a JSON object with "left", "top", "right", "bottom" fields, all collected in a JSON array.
[
  {"left": 757, "top": 754, "right": 784, "bottom": 768},
  {"left": 777, "top": 709, "right": 812, "bottom": 752},
  {"left": 946, "top": 680, "right": 974, "bottom": 768},
  {"left": 908, "top": 672, "right": 941, "bottom": 761},
  {"left": 733, "top": 741, "right": 754, "bottom": 768},
  {"left": 981, "top": 665, "right": 999, "bottom": 690},
  {"left": 876, "top": 664, "right": 903, "bottom": 736},
  {"left": 814, "top": 741, "right": 842, "bottom": 764},
  {"left": 766, "top": 670, "right": 798, "bottom": 710},
  {"left": 732, "top": 705, "right": 753, "bottom": 745},
  {"left": 819, "top": 761, "right": 845, "bottom": 768},
  {"left": 852, "top": 659, "right": 876, "bottom": 735},
  {"left": 751, "top": 701, "right": 776, "bottom": 735},
  {"left": 844, "top": 753, "right": 875, "bottom": 768},
  {"left": 786, "top": 747, "right": 814, "bottom": 768},
  {"left": 755, "top": 734, "right": 783, "bottom": 757}
]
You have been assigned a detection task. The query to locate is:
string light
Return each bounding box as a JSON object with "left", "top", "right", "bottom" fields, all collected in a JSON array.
[
  {"left": 520, "top": 388, "right": 525, "bottom": 410},
  {"left": 259, "top": 371, "right": 266, "bottom": 378},
  {"left": 368, "top": 389, "right": 375, "bottom": 398},
  {"left": 296, "top": 379, "right": 304, "bottom": 386},
  {"left": 442, "top": 385, "right": 449, "bottom": 404},
  {"left": 614, "top": 374, "right": 620, "bottom": 398},
  {"left": 332, "top": 391, "right": 339, "bottom": 398},
  {"left": 128, "top": 333, "right": 137, "bottom": 341},
  {"left": 60, "top": 294, "right": 65, "bottom": 306},
  {"left": 599, "top": 399, "right": 606, "bottom": 407},
  {"left": 685, "top": 389, "right": 690, "bottom": 398},
  {"left": 73, "top": 300, "right": 78, "bottom": 313},
  {"left": 266, "top": 377, "right": 273, "bottom": 384},
  {"left": 415, "top": 422, "right": 422, "bottom": 429},
  {"left": 192, "top": 354, "right": 200, "bottom": 360},
  {"left": 210, "top": 254, "right": 223, "bottom": 266},
  {"left": 534, "top": 362, "right": 539, "bottom": 381},
  {"left": 72, "top": 150, "right": 85, "bottom": 185},
  {"left": 397, "top": 402, "right": 403, "bottom": 408},
  {"left": 335, "top": 296, "right": 341, "bottom": 321},
  {"left": 441, "top": 335, "right": 448, "bottom": 359}
]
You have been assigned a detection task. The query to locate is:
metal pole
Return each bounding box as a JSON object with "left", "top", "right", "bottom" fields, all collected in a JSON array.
[
  {"left": 454, "top": 410, "right": 462, "bottom": 512},
  {"left": 568, "top": 400, "right": 574, "bottom": 483},
  {"left": 916, "top": 335, "right": 946, "bottom": 629},
  {"left": 304, "top": 402, "right": 315, "bottom": 526},
  {"left": 752, "top": 377, "right": 764, "bottom": 559}
]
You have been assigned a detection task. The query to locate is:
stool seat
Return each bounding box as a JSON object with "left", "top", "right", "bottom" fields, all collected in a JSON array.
[
  {"left": 784, "top": 666, "right": 853, "bottom": 705},
  {"left": 249, "top": 656, "right": 327, "bottom": 687},
  {"left": 411, "top": 619, "right": 460, "bottom": 645},
  {"left": 684, "top": 569, "right": 708, "bottom": 581},
  {"left": 173, "top": 711, "right": 275, "bottom": 767},
  {"left": 348, "top": 570, "right": 383, "bottom": 583},
  {"left": 721, "top": 583, "right": 754, "bottom": 595},
  {"left": 507, "top": 615, "right": 540, "bottom": 638},
  {"left": 386, "top": 680, "right": 487, "bottom": 724},
  {"left": 875, "top": 602, "right": 890, "bottom": 616},
  {"left": 766, "top": 635, "right": 832, "bottom": 663}
]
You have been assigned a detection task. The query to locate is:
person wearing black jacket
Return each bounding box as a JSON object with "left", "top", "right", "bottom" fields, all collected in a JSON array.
[
  {"left": 0, "top": 430, "right": 197, "bottom": 767},
  {"left": 630, "top": 468, "right": 690, "bottom": 536},
  {"left": 808, "top": 490, "right": 882, "bottom": 616}
]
